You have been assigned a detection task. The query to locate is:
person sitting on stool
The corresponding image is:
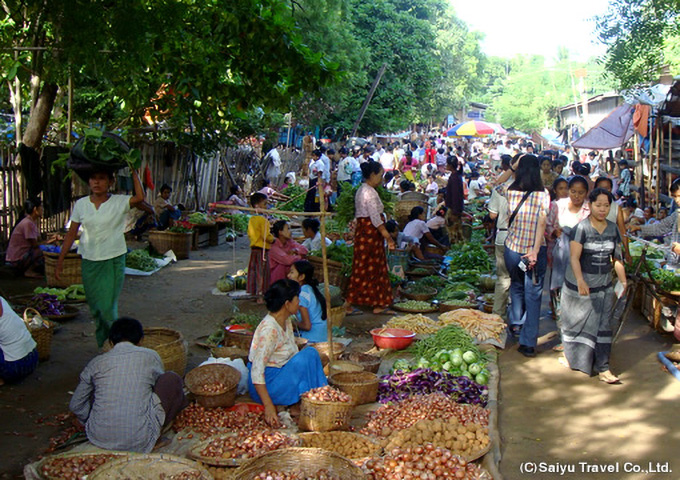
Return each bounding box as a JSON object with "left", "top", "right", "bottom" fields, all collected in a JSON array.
[{"left": 154, "top": 184, "right": 182, "bottom": 230}]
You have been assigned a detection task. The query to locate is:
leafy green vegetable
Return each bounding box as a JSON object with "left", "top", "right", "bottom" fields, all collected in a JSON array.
[
  {"left": 126, "top": 249, "right": 158, "bottom": 272},
  {"left": 446, "top": 242, "right": 492, "bottom": 271},
  {"left": 310, "top": 243, "right": 354, "bottom": 276},
  {"left": 279, "top": 185, "right": 306, "bottom": 211},
  {"left": 34, "top": 285, "right": 86, "bottom": 302},
  {"left": 334, "top": 183, "right": 395, "bottom": 228}
]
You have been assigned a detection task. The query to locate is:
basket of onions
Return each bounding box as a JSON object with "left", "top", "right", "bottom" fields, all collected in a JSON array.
[
  {"left": 189, "top": 431, "right": 301, "bottom": 467},
  {"left": 184, "top": 363, "right": 241, "bottom": 408},
  {"left": 298, "top": 386, "right": 354, "bottom": 432}
]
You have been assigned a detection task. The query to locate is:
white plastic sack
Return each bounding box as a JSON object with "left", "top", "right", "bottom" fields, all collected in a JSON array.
[{"left": 199, "top": 357, "right": 249, "bottom": 395}]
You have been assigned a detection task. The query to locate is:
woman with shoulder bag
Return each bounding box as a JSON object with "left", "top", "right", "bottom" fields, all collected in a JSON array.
[{"left": 496, "top": 155, "right": 550, "bottom": 357}]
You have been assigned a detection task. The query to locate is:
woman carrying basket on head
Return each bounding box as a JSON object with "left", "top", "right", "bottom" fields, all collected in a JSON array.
[{"left": 56, "top": 167, "right": 145, "bottom": 347}]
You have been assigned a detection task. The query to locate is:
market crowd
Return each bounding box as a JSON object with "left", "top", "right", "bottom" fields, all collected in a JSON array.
[{"left": 0, "top": 129, "right": 667, "bottom": 454}]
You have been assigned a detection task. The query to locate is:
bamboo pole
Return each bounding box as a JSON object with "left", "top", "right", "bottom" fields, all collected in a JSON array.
[
  {"left": 633, "top": 133, "right": 640, "bottom": 204},
  {"left": 209, "top": 204, "right": 333, "bottom": 217},
  {"left": 317, "top": 178, "right": 335, "bottom": 372},
  {"left": 656, "top": 123, "right": 661, "bottom": 207}
]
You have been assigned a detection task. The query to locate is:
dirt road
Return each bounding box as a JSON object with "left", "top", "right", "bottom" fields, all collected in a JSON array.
[{"left": 1, "top": 236, "right": 679, "bottom": 479}]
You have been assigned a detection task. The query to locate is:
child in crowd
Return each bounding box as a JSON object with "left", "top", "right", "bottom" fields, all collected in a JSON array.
[
  {"left": 553, "top": 159, "right": 565, "bottom": 177},
  {"left": 269, "top": 220, "right": 308, "bottom": 284},
  {"left": 403, "top": 206, "right": 447, "bottom": 260},
  {"left": 288, "top": 260, "right": 328, "bottom": 343},
  {"left": 385, "top": 220, "right": 417, "bottom": 250},
  {"left": 301, "top": 218, "right": 332, "bottom": 252},
  {"left": 258, "top": 179, "right": 289, "bottom": 203},
  {"left": 643, "top": 206, "right": 658, "bottom": 225},
  {"left": 225, "top": 185, "right": 248, "bottom": 208},
  {"left": 426, "top": 206, "right": 449, "bottom": 246},
  {"left": 247, "top": 193, "right": 274, "bottom": 303}
]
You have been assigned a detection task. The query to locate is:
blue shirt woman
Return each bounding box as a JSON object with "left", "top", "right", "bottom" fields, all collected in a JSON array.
[{"left": 287, "top": 260, "right": 328, "bottom": 343}]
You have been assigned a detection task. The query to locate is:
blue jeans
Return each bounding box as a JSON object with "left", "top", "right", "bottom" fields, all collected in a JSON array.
[{"left": 504, "top": 246, "right": 547, "bottom": 347}]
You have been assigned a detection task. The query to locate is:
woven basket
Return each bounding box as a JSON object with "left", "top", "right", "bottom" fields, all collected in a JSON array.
[
  {"left": 210, "top": 345, "right": 249, "bottom": 362},
  {"left": 44, "top": 251, "right": 82, "bottom": 287},
  {"left": 105, "top": 327, "right": 187, "bottom": 375},
  {"left": 234, "top": 448, "right": 366, "bottom": 479},
  {"left": 327, "top": 360, "right": 364, "bottom": 377},
  {"left": 148, "top": 230, "right": 192, "bottom": 260},
  {"left": 338, "top": 352, "right": 381, "bottom": 374},
  {"left": 298, "top": 396, "right": 354, "bottom": 431},
  {"left": 328, "top": 304, "right": 346, "bottom": 327},
  {"left": 89, "top": 453, "right": 212, "bottom": 479},
  {"left": 298, "top": 432, "right": 382, "bottom": 460},
  {"left": 185, "top": 364, "right": 241, "bottom": 408},
  {"left": 402, "top": 287, "right": 437, "bottom": 301},
  {"left": 312, "top": 342, "right": 345, "bottom": 360},
  {"left": 23, "top": 308, "right": 54, "bottom": 361},
  {"left": 224, "top": 329, "right": 254, "bottom": 351},
  {"left": 308, "top": 256, "right": 349, "bottom": 292},
  {"left": 329, "top": 371, "right": 379, "bottom": 405},
  {"left": 394, "top": 199, "right": 428, "bottom": 229}
]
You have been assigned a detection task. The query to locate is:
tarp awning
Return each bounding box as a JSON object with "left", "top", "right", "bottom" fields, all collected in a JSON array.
[{"left": 572, "top": 104, "right": 635, "bottom": 150}]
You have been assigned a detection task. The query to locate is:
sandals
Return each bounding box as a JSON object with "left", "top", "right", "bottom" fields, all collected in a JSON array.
[
  {"left": 373, "top": 308, "right": 397, "bottom": 315},
  {"left": 598, "top": 370, "right": 622, "bottom": 384},
  {"left": 346, "top": 307, "right": 363, "bottom": 316}
]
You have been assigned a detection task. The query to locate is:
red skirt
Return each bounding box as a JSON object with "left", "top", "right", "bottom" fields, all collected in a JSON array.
[
  {"left": 346, "top": 218, "right": 393, "bottom": 308},
  {"left": 247, "top": 248, "right": 270, "bottom": 296}
]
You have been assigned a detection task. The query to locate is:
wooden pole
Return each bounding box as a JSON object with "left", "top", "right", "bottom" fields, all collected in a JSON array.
[
  {"left": 633, "top": 134, "right": 640, "bottom": 204},
  {"left": 67, "top": 75, "right": 73, "bottom": 144},
  {"left": 350, "top": 63, "right": 387, "bottom": 138},
  {"left": 656, "top": 123, "right": 661, "bottom": 207},
  {"left": 317, "top": 177, "right": 335, "bottom": 372},
  {"left": 208, "top": 204, "right": 333, "bottom": 217}
]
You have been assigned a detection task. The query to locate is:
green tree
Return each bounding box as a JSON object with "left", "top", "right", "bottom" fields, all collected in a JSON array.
[
  {"left": 596, "top": 0, "right": 680, "bottom": 88},
  {"left": 0, "top": 0, "right": 339, "bottom": 154}
]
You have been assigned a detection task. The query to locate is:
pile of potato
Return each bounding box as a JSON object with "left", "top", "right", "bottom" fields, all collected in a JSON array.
[
  {"left": 301, "top": 432, "right": 380, "bottom": 459},
  {"left": 383, "top": 417, "right": 489, "bottom": 459}
]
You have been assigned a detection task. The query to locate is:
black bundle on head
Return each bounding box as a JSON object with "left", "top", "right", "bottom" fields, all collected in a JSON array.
[{"left": 293, "top": 260, "right": 327, "bottom": 320}]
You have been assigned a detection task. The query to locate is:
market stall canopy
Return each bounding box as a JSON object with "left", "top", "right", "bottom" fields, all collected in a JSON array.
[
  {"left": 532, "top": 128, "right": 565, "bottom": 149},
  {"left": 489, "top": 123, "right": 507, "bottom": 135},
  {"left": 446, "top": 121, "right": 495, "bottom": 137},
  {"left": 571, "top": 104, "right": 635, "bottom": 150},
  {"left": 505, "top": 128, "right": 530, "bottom": 139}
]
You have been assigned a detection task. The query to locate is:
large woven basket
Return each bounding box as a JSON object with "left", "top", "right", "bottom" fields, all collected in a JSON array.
[
  {"left": 329, "top": 371, "right": 379, "bottom": 405},
  {"left": 328, "top": 304, "right": 346, "bottom": 327},
  {"left": 312, "top": 341, "right": 345, "bottom": 360},
  {"left": 234, "top": 448, "right": 366, "bottom": 479},
  {"left": 148, "top": 230, "right": 192, "bottom": 260},
  {"left": 89, "top": 453, "right": 212, "bottom": 479},
  {"left": 189, "top": 432, "right": 301, "bottom": 467},
  {"left": 224, "top": 329, "right": 254, "bottom": 351},
  {"left": 394, "top": 199, "right": 428, "bottom": 229},
  {"left": 210, "top": 345, "right": 249, "bottom": 362},
  {"left": 338, "top": 352, "right": 381, "bottom": 374},
  {"left": 105, "top": 327, "right": 187, "bottom": 375},
  {"left": 185, "top": 364, "right": 240, "bottom": 408},
  {"left": 298, "top": 397, "right": 354, "bottom": 432},
  {"left": 298, "top": 432, "right": 382, "bottom": 460},
  {"left": 308, "top": 255, "right": 349, "bottom": 292},
  {"left": 44, "top": 251, "right": 82, "bottom": 287},
  {"left": 23, "top": 308, "right": 54, "bottom": 361}
]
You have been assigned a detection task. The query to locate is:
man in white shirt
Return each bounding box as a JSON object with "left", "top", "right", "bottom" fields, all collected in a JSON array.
[
  {"left": 265, "top": 144, "right": 283, "bottom": 183},
  {"left": 379, "top": 145, "right": 395, "bottom": 172},
  {"left": 487, "top": 176, "right": 513, "bottom": 320},
  {"left": 301, "top": 218, "right": 332, "bottom": 252}
]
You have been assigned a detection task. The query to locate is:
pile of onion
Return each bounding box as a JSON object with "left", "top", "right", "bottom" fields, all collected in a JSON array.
[
  {"left": 173, "top": 403, "right": 274, "bottom": 436},
  {"left": 362, "top": 444, "right": 490, "bottom": 479},
  {"left": 251, "top": 469, "right": 343, "bottom": 480},
  {"left": 302, "top": 386, "right": 352, "bottom": 403},
  {"left": 360, "top": 393, "right": 488, "bottom": 438},
  {"left": 200, "top": 431, "right": 299, "bottom": 460},
  {"left": 41, "top": 454, "right": 118, "bottom": 480}
]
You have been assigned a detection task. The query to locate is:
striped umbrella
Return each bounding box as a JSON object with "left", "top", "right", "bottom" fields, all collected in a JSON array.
[{"left": 446, "top": 121, "right": 495, "bottom": 137}]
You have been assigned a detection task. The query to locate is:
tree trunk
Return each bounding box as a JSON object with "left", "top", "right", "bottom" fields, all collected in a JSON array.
[{"left": 22, "top": 82, "right": 58, "bottom": 150}]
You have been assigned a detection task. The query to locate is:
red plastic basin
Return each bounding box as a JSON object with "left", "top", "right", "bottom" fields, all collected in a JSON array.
[{"left": 370, "top": 328, "right": 416, "bottom": 350}]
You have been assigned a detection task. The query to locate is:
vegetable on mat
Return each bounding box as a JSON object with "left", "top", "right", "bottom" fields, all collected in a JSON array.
[{"left": 378, "top": 368, "right": 488, "bottom": 405}]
